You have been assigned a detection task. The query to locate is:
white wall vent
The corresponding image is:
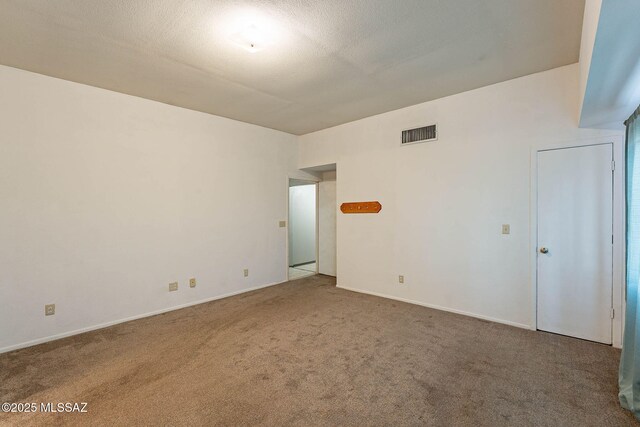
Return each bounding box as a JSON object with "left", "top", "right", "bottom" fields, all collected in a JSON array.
[{"left": 401, "top": 124, "right": 437, "bottom": 145}]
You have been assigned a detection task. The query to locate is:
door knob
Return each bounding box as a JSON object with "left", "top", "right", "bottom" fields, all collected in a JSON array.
[{"left": 539, "top": 247, "right": 549, "bottom": 254}]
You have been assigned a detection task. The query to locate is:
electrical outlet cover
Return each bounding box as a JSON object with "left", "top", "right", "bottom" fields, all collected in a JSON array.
[
  {"left": 189, "top": 278, "right": 196, "bottom": 288},
  {"left": 45, "top": 304, "right": 55, "bottom": 316}
]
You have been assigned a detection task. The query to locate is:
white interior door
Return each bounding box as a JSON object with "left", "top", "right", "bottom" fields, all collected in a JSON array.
[{"left": 537, "top": 144, "right": 613, "bottom": 344}]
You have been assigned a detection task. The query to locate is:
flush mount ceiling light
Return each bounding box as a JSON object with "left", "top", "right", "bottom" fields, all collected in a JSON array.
[
  {"left": 229, "top": 25, "right": 267, "bottom": 53},
  {"left": 221, "top": 9, "right": 282, "bottom": 54}
]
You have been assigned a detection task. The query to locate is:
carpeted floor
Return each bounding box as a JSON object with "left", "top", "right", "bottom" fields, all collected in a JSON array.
[{"left": 0, "top": 275, "right": 636, "bottom": 426}]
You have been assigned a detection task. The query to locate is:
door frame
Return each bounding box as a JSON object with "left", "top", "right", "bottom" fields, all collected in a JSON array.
[
  {"left": 286, "top": 178, "right": 319, "bottom": 281},
  {"left": 529, "top": 136, "right": 625, "bottom": 347}
]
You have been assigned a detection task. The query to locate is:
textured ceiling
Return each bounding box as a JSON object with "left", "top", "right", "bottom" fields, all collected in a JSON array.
[{"left": 0, "top": 0, "right": 585, "bottom": 135}]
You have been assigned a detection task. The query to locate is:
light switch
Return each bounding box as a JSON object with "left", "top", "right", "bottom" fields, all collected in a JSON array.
[
  {"left": 502, "top": 224, "right": 510, "bottom": 235},
  {"left": 279, "top": 220, "right": 286, "bottom": 228}
]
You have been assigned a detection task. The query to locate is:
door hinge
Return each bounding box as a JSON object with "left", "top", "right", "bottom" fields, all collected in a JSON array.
[
  {"left": 612, "top": 160, "right": 616, "bottom": 171},
  {"left": 610, "top": 308, "right": 615, "bottom": 319}
]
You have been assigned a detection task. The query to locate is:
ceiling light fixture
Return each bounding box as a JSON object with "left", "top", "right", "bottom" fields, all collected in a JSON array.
[{"left": 229, "top": 24, "right": 267, "bottom": 53}]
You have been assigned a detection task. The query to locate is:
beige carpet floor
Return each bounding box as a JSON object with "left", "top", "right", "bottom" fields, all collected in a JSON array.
[{"left": 0, "top": 275, "right": 636, "bottom": 426}]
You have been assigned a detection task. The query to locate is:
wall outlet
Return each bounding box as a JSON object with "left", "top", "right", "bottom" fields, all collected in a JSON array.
[
  {"left": 502, "top": 224, "right": 510, "bottom": 235},
  {"left": 169, "top": 282, "right": 178, "bottom": 292},
  {"left": 189, "top": 278, "right": 196, "bottom": 288},
  {"left": 244, "top": 269, "right": 249, "bottom": 277},
  {"left": 398, "top": 275, "right": 404, "bottom": 284},
  {"left": 279, "top": 220, "right": 286, "bottom": 228},
  {"left": 45, "top": 304, "right": 55, "bottom": 316}
]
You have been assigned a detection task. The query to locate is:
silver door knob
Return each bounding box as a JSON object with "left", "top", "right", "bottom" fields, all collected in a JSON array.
[{"left": 539, "top": 247, "right": 549, "bottom": 254}]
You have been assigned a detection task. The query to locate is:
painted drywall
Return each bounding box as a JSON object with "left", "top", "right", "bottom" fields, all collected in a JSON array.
[
  {"left": 578, "top": 0, "right": 602, "bottom": 123},
  {"left": 318, "top": 171, "right": 337, "bottom": 276},
  {"left": 298, "top": 63, "right": 626, "bottom": 346},
  {"left": 0, "top": 64, "right": 313, "bottom": 353},
  {"left": 288, "top": 184, "right": 316, "bottom": 266},
  {"left": 579, "top": 0, "right": 640, "bottom": 129},
  {"left": 0, "top": 1, "right": 584, "bottom": 135}
]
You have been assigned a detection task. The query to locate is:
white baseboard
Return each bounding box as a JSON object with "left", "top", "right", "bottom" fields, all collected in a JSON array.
[
  {"left": 0, "top": 280, "right": 286, "bottom": 355},
  {"left": 337, "top": 285, "right": 533, "bottom": 330}
]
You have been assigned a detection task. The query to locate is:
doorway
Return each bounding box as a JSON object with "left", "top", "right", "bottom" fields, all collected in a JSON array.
[
  {"left": 288, "top": 180, "right": 317, "bottom": 280},
  {"left": 536, "top": 143, "right": 614, "bottom": 344}
]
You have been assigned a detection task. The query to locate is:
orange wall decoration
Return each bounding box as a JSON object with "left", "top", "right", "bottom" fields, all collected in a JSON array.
[{"left": 340, "top": 201, "right": 382, "bottom": 214}]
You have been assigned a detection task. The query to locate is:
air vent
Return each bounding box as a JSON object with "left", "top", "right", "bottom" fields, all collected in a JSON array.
[{"left": 402, "top": 124, "right": 437, "bottom": 145}]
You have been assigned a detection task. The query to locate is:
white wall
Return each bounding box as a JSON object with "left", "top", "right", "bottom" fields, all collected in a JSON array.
[
  {"left": 578, "top": 0, "right": 640, "bottom": 129},
  {"left": 298, "top": 64, "right": 626, "bottom": 346},
  {"left": 0, "top": 65, "right": 310, "bottom": 353},
  {"left": 0, "top": 62, "right": 627, "bottom": 352},
  {"left": 578, "top": 0, "right": 602, "bottom": 122},
  {"left": 318, "top": 171, "right": 337, "bottom": 276},
  {"left": 288, "top": 184, "right": 316, "bottom": 266}
]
